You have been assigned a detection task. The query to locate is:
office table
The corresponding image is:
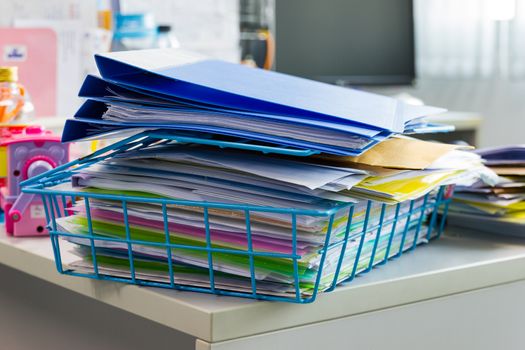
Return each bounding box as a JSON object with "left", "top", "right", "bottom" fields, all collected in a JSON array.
[{"left": 1, "top": 225, "right": 525, "bottom": 350}]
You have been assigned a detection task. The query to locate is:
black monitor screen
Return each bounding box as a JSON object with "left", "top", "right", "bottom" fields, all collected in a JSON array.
[{"left": 274, "top": 0, "right": 415, "bottom": 85}]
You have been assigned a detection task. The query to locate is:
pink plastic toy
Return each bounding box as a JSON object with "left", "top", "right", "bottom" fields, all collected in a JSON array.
[{"left": 0, "top": 125, "right": 69, "bottom": 236}]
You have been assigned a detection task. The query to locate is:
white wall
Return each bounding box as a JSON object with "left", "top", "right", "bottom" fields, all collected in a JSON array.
[
  {"left": 412, "top": 0, "right": 525, "bottom": 147},
  {"left": 411, "top": 79, "right": 525, "bottom": 147}
]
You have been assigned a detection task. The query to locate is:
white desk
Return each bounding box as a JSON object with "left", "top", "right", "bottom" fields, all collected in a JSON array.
[{"left": 1, "top": 225, "right": 525, "bottom": 350}]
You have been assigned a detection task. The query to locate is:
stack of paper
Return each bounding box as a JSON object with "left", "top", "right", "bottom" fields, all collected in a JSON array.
[
  {"left": 51, "top": 135, "right": 484, "bottom": 297},
  {"left": 57, "top": 194, "right": 431, "bottom": 296},
  {"left": 62, "top": 48, "right": 448, "bottom": 156},
  {"left": 49, "top": 48, "right": 489, "bottom": 298},
  {"left": 448, "top": 145, "right": 525, "bottom": 236}
]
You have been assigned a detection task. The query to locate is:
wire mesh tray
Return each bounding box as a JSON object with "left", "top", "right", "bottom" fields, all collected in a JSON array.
[{"left": 21, "top": 132, "right": 453, "bottom": 303}]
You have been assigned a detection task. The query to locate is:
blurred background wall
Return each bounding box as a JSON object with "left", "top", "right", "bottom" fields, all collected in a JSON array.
[
  {"left": 0, "top": 0, "right": 523, "bottom": 147},
  {"left": 119, "top": 0, "right": 239, "bottom": 61},
  {"left": 410, "top": 0, "right": 525, "bottom": 147}
]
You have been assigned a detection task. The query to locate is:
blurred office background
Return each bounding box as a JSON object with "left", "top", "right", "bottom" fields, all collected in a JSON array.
[
  {"left": 407, "top": 0, "right": 525, "bottom": 148},
  {"left": 1, "top": 0, "right": 523, "bottom": 146}
]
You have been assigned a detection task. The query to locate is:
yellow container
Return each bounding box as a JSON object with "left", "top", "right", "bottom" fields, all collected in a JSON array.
[{"left": 0, "top": 145, "right": 7, "bottom": 179}]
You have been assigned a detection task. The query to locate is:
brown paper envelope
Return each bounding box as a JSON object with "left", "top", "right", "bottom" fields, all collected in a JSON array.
[{"left": 312, "top": 136, "right": 469, "bottom": 170}]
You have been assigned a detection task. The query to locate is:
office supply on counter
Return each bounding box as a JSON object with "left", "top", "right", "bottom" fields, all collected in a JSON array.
[
  {"left": 21, "top": 48, "right": 486, "bottom": 302},
  {"left": 0, "top": 125, "right": 69, "bottom": 236},
  {"left": 20, "top": 129, "right": 481, "bottom": 302},
  {"left": 449, "top": 145, "right": 525, "bottom": 236},
  {"left": 0, "top": 28, "right": 57, "bottom": 117}
]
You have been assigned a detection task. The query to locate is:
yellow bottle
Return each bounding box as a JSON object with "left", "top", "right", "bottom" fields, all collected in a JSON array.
[{"left": 0, "top": 66, "right": 28, "bottom": 124}]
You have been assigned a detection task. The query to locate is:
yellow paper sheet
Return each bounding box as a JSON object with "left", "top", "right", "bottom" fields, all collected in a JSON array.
[
  {"left": 453, "top": 197, "right": 525, "bottom": 214},
  {"left": 351, "top": 169, "right": 461, "bottom": 202}
]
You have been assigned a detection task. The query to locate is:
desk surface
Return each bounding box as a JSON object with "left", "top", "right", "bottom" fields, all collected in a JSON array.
[{"left": 1, "top": 225, "right": 525, "bottom": 343}]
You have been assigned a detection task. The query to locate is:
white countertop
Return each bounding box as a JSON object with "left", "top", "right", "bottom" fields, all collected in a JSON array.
[{"left": 1, "top": 225, "right": 525, "bottom": 343}]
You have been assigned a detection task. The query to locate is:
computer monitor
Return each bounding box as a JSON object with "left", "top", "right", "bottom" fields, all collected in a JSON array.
[{"left": 274, "top": 0, "right": 415, "bottom": 85}]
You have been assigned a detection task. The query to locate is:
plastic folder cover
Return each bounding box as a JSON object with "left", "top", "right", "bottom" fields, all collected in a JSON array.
[
  {"left": 66, "top": 99, "right": 389, "bottom": 156},
  {"left": 93, "top": 49, "right": 445, "bottom": 133},
  {"left": 76, "top": 74, "right": 384, "bottom": 138}
]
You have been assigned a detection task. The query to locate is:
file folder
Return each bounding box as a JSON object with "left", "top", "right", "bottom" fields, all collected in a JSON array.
[
  {"left": 64, "top": 100, "right": 389, "bottom": 156},
  {"left": 77, "top": 74, "right": 385, "bottom": 138},
  {"left": 93, "top": 49, "right": 445, "bottom": 133},
  {"left": 63, "top": 48, "right": 446, "bottom": 155}
]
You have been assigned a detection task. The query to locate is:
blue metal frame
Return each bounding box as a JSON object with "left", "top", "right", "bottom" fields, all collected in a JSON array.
[{"left": 20, "top": 132, "right": 453, "bottom": 303}]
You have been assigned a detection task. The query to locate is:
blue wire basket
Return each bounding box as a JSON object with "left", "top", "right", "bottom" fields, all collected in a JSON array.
[{"left": 21, "top": 131, "right": 453, "bottom": 303}]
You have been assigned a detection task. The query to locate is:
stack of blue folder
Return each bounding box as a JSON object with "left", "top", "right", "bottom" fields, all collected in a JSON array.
[
  {"left": 24, "top": 48, "right": 477, "bottom": 302},
  {"left": 65, "top": 49, "right": 447, "bottom": 156}
]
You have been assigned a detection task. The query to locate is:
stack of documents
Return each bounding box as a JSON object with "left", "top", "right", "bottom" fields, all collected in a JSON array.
[
  {"left": 63, "top": 48, "right": 449, "bottom": 156},
  {"left": 48, "top": 48, "right": 491, "bottom": 298},
  {"left": 448, "top": 145, "right": 525, "bottom": 236},
  {"left": 52, "top": 135, "right": 484, "bottom": 297},
  {"left": 66, "top": 138, "right": 479, "bottom": 206}
]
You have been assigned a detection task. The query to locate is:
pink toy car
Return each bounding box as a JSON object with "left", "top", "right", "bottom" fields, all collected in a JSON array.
[{"left": 0, "top": 125, "right": 69, "bottom": 236}]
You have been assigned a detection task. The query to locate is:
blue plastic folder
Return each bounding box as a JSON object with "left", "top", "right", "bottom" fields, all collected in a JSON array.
[
  {"left": 63, "top": 48, "right": 445, "bottom": 155},
  {"left": 76, "top": 74, "right": 384, "bottom": 138},
  {"left": 94, "top": 49, "right": 444, "bottom": 131},
  {"left": 67, "top": 100, "right": 389, "bottom": 156}
]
